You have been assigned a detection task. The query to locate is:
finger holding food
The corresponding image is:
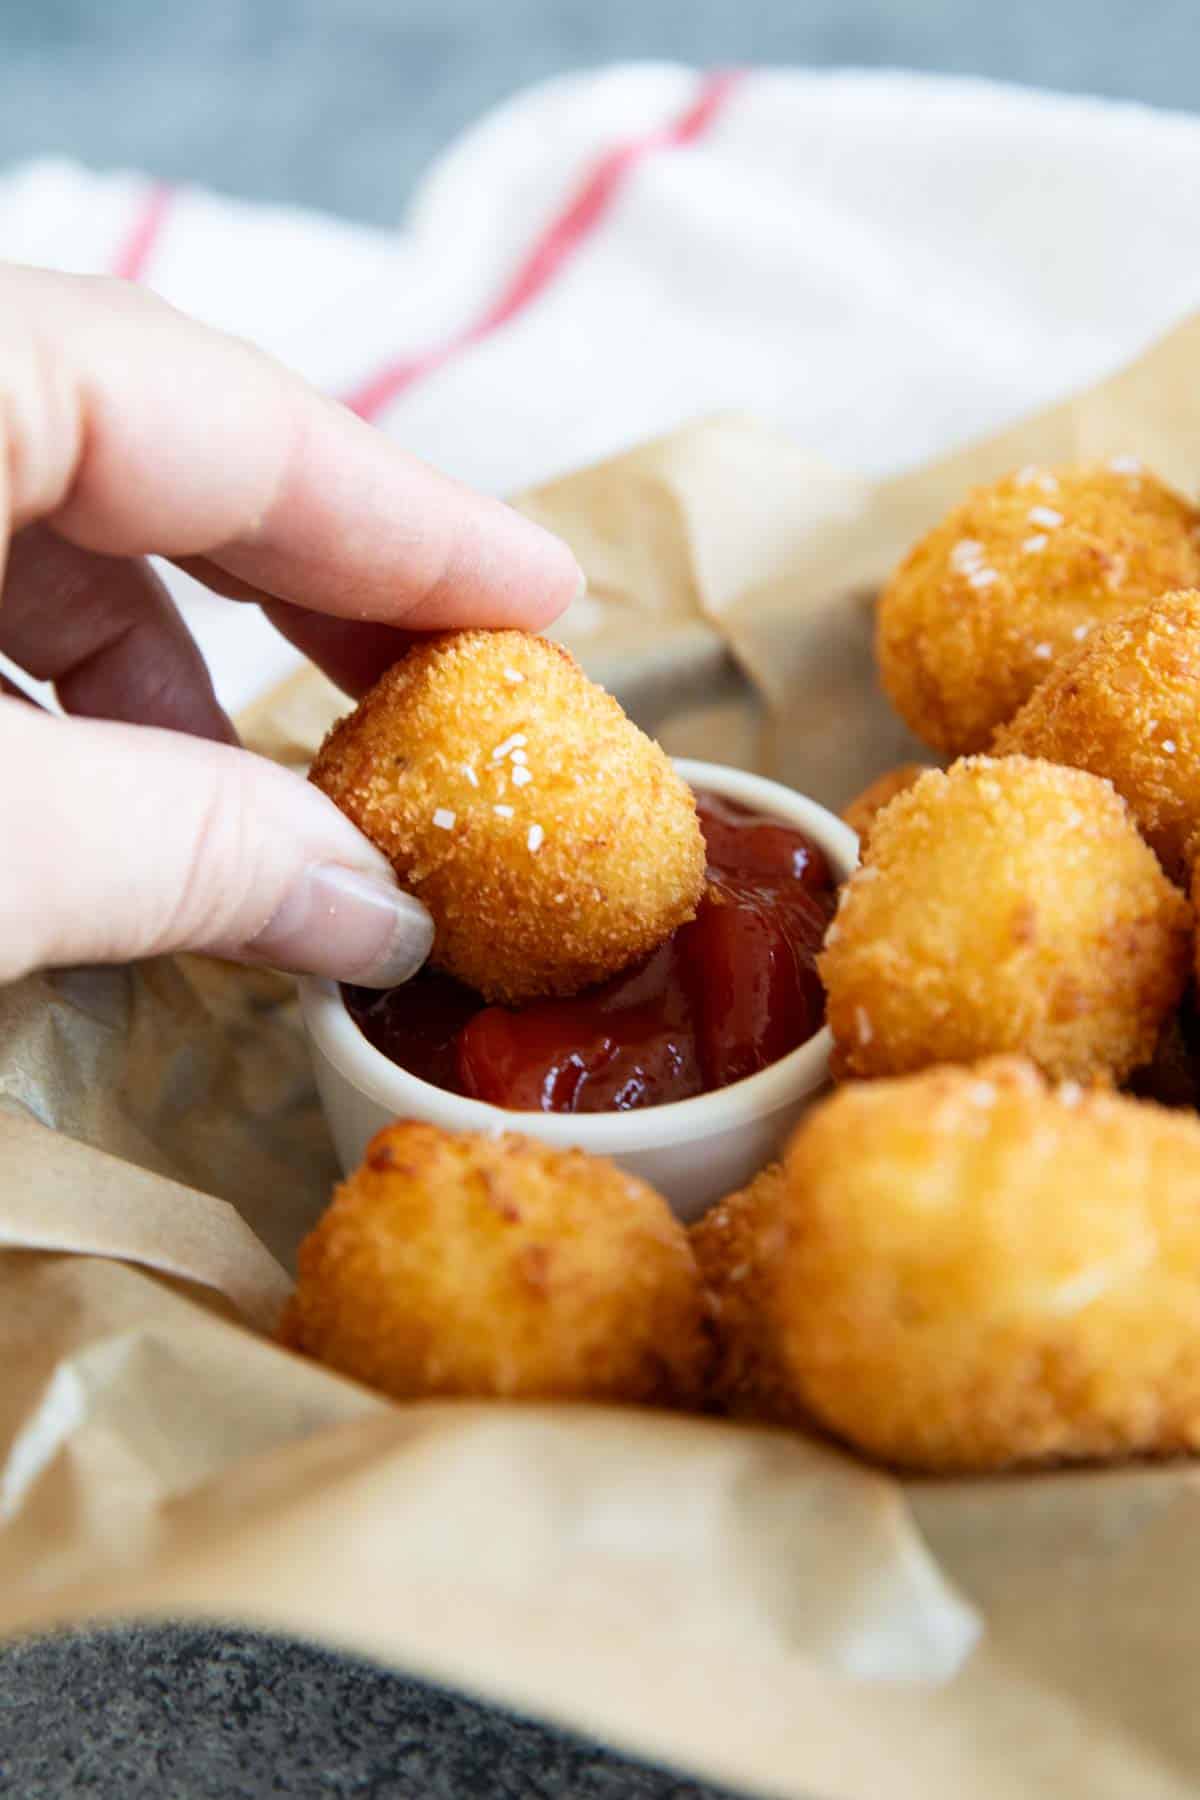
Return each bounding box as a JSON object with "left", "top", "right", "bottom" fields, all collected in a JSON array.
[
  {"left": 279, "top": 1122, "right": 708, "bottom": 1406},
  {"left": 995, "top": 589, "right": 1200, "bottom": 882},
  {"left": 769, "top": 1057, "right": 1200, "bottom": 1473},
  {"left": 310, "top": 628, "right": 706, "bottom": 1003},
  {"left": 876, "top": 461, "right": 1200, "bottom": 756},
  {"left": 819, "top": 756, "right": 1191, "bottom": 1085}
]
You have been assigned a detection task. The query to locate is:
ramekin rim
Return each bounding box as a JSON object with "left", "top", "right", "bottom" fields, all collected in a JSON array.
[{"left": 299, "top": 757, "right": 858, "bottom": 1152}]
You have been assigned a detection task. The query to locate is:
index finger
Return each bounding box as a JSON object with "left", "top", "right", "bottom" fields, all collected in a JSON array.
[{"left": 2, "top": 264, "right": 581, "bottom": 630}]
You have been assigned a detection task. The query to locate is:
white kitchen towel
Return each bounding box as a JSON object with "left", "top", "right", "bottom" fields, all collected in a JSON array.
[{"left": 2, "top": 63, "right": 1200, "bottom": 710}]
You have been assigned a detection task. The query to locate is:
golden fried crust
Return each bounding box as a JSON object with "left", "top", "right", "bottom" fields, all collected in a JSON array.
[
  {"left": 818, "top": 756, "right": 1191, "bottom": 1085},
  {"left": 770, "top": 1057, "right": 1200, "bottom": 1473},
  {"left": 877, "top": 463, "right": 1200, "bottom": 756},
  {"left": 840, "top": 764, "right": 936, "bottom": 848},
  {"left": 279, "top": 1122, "right": 708, "bottom": 1407},
  {"left": 995, "top": 590, "right": 1200, "bottom": 883},
  {"left": 690, "top": 1165, "right": 808, "bottom": 1426},
  {"left": 309, "top": 630, "right": 706, "bottom": 1002}
]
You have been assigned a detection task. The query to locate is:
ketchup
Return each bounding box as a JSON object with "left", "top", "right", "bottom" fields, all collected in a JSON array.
[{"left": 343, "top": 791, "right": 836, "bottom": 1114}]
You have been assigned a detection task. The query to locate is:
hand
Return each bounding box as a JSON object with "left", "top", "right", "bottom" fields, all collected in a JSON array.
[{"left": 0, "top": 265, "right": 581, "bottom": 987}]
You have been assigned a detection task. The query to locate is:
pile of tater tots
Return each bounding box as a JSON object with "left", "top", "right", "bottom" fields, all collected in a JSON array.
[{"left": 284, "top": 459, "right": 1200, "bottom": 1476}]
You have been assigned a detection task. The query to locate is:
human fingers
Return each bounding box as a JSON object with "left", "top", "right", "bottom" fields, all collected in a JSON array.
[
  {"left": 1, "top": 525, "right": 236, "bottom": 741},
  {"left": 1, "top": 265, "right": 581, "bottom": 630},
  {"left": 258, "top": 601, "right": 419, "bottom": 697},
  {"left": 171, "top": 561, "right": 423, "bottom": 696},
  {"left": 0, "top": 698, "right": 434, "bottom": 988}
]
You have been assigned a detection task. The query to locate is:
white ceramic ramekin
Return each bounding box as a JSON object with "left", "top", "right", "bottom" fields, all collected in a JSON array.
[{"left": 299, "top": 758, "right": 858, "bottom": 1223}]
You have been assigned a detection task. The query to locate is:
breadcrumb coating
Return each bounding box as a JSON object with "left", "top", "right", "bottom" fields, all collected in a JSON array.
[
  {"left": 877, "top": 462, "right": 1200, "bottom": 756},
  {"left": 996, "top": 590, "right": 1200, "bottom": 883},
  {"left": 690, "top": 1164, "right": 806, "bottom": 1426},
  {"left": 279, "top": 1122, "right": 707, "bottom": 1406},
  {"left": 819, "top": 756, "right": 1191, "bottom": 1085},
  {"left": 840, "top": 763, "right": 936, "bottom": 848},
  {"left": 771, "top": 1058, "right": 1200, "bottom": 1472},
  {"left": 309, "top": 630, "right": 706, "bottom": 1002}
]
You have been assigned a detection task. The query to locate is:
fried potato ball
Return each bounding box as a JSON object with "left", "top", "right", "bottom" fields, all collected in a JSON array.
[
  {"left": 690, "top": 1164, "right": 806, "bottom": 1427},
  {"left": 840, "top": 763, "right": 936, "bottom": 848},
  {"left": 877, "top": 461, "right": 1200, "bottom": 756},
  {"left": 819, "top": 756, "right": 1191, "bottom": 1085},
  {"left": 279, "top": 1122, "right": 707, "bottom": 1406},
  {"left": 995, "top": 590, "right": 1200, "bottom": 883},
  {"left": 309, "top": 629, "right": 706, "bottom": 1003},
  {"left": 770, "top": 1057, "right": 1200, "bottom": 1472}
]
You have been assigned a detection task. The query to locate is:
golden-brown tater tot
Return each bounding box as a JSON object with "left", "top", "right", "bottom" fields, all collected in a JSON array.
[
  {"left": 770, "top": 1058, "right": 1200, "bottom": 1472},
  {"left": 840, "top": 763, "right": 936, "bottom": 848},
  {"left": 819, "top": 756, "right": 1190, "bottom": 1085},
  {"left": 690, "top": 1164, "right": 806, "bottom": 1426},
  {"left": 280, "top": 1122, "right": 707, "bottom": 1406},
  {"left": 995, "top": 590, "right": 1200, "bottom": 882},
  {"left": 877, "top": 462, "right": 1200, "bottom": 756},
  {"left": 310, "top": 630, "right": 706, "bottom": 1002}
]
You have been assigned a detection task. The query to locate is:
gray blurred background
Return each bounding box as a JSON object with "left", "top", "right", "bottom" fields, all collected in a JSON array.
[{"left": 2, "top": 0, "right": 1198, "bottom": 223}]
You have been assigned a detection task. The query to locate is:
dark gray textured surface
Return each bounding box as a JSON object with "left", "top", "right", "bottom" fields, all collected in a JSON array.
[
  {"left": 0, "top": 1627, "right": 745, "bottom": 1798},
  {"left": 0, "top": 2, "right": 1196, "bottom": 1794}
]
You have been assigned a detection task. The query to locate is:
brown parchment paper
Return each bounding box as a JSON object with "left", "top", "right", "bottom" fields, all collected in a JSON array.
[{"left": 6, "top": 313, "right": 1200, "bottom": 1798}]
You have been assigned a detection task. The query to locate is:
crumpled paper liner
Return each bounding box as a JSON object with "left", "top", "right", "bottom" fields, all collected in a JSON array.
[{"left": 5, "top": 311, "right": 1200, "bottom": 1797}]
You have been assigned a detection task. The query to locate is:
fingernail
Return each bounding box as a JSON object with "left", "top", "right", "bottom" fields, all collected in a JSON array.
[{"left": 247, "top": 864, "right": 434, "bottom": 987}]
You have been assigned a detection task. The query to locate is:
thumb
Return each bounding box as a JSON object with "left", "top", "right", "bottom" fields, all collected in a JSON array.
[{"left": 0, "top": 700, "right": 433, "bottom": 987}]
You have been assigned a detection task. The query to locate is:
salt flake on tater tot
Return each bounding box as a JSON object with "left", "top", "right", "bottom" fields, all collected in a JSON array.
[{"left": 310, "top": 629, "right": 706, "bottom": 1003}]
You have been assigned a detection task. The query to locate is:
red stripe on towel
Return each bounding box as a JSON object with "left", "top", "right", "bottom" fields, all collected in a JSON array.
[
  {"left": 342, "top": 69, "right": 745, "bottom": 420},
  {"left": 110, "top": 181, "right": 175, "bottom": 282}
]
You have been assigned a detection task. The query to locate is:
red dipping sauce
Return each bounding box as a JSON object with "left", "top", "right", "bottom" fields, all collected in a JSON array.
[{"left": 343, "top": 791, "right": 836, "bottom": 1114}]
